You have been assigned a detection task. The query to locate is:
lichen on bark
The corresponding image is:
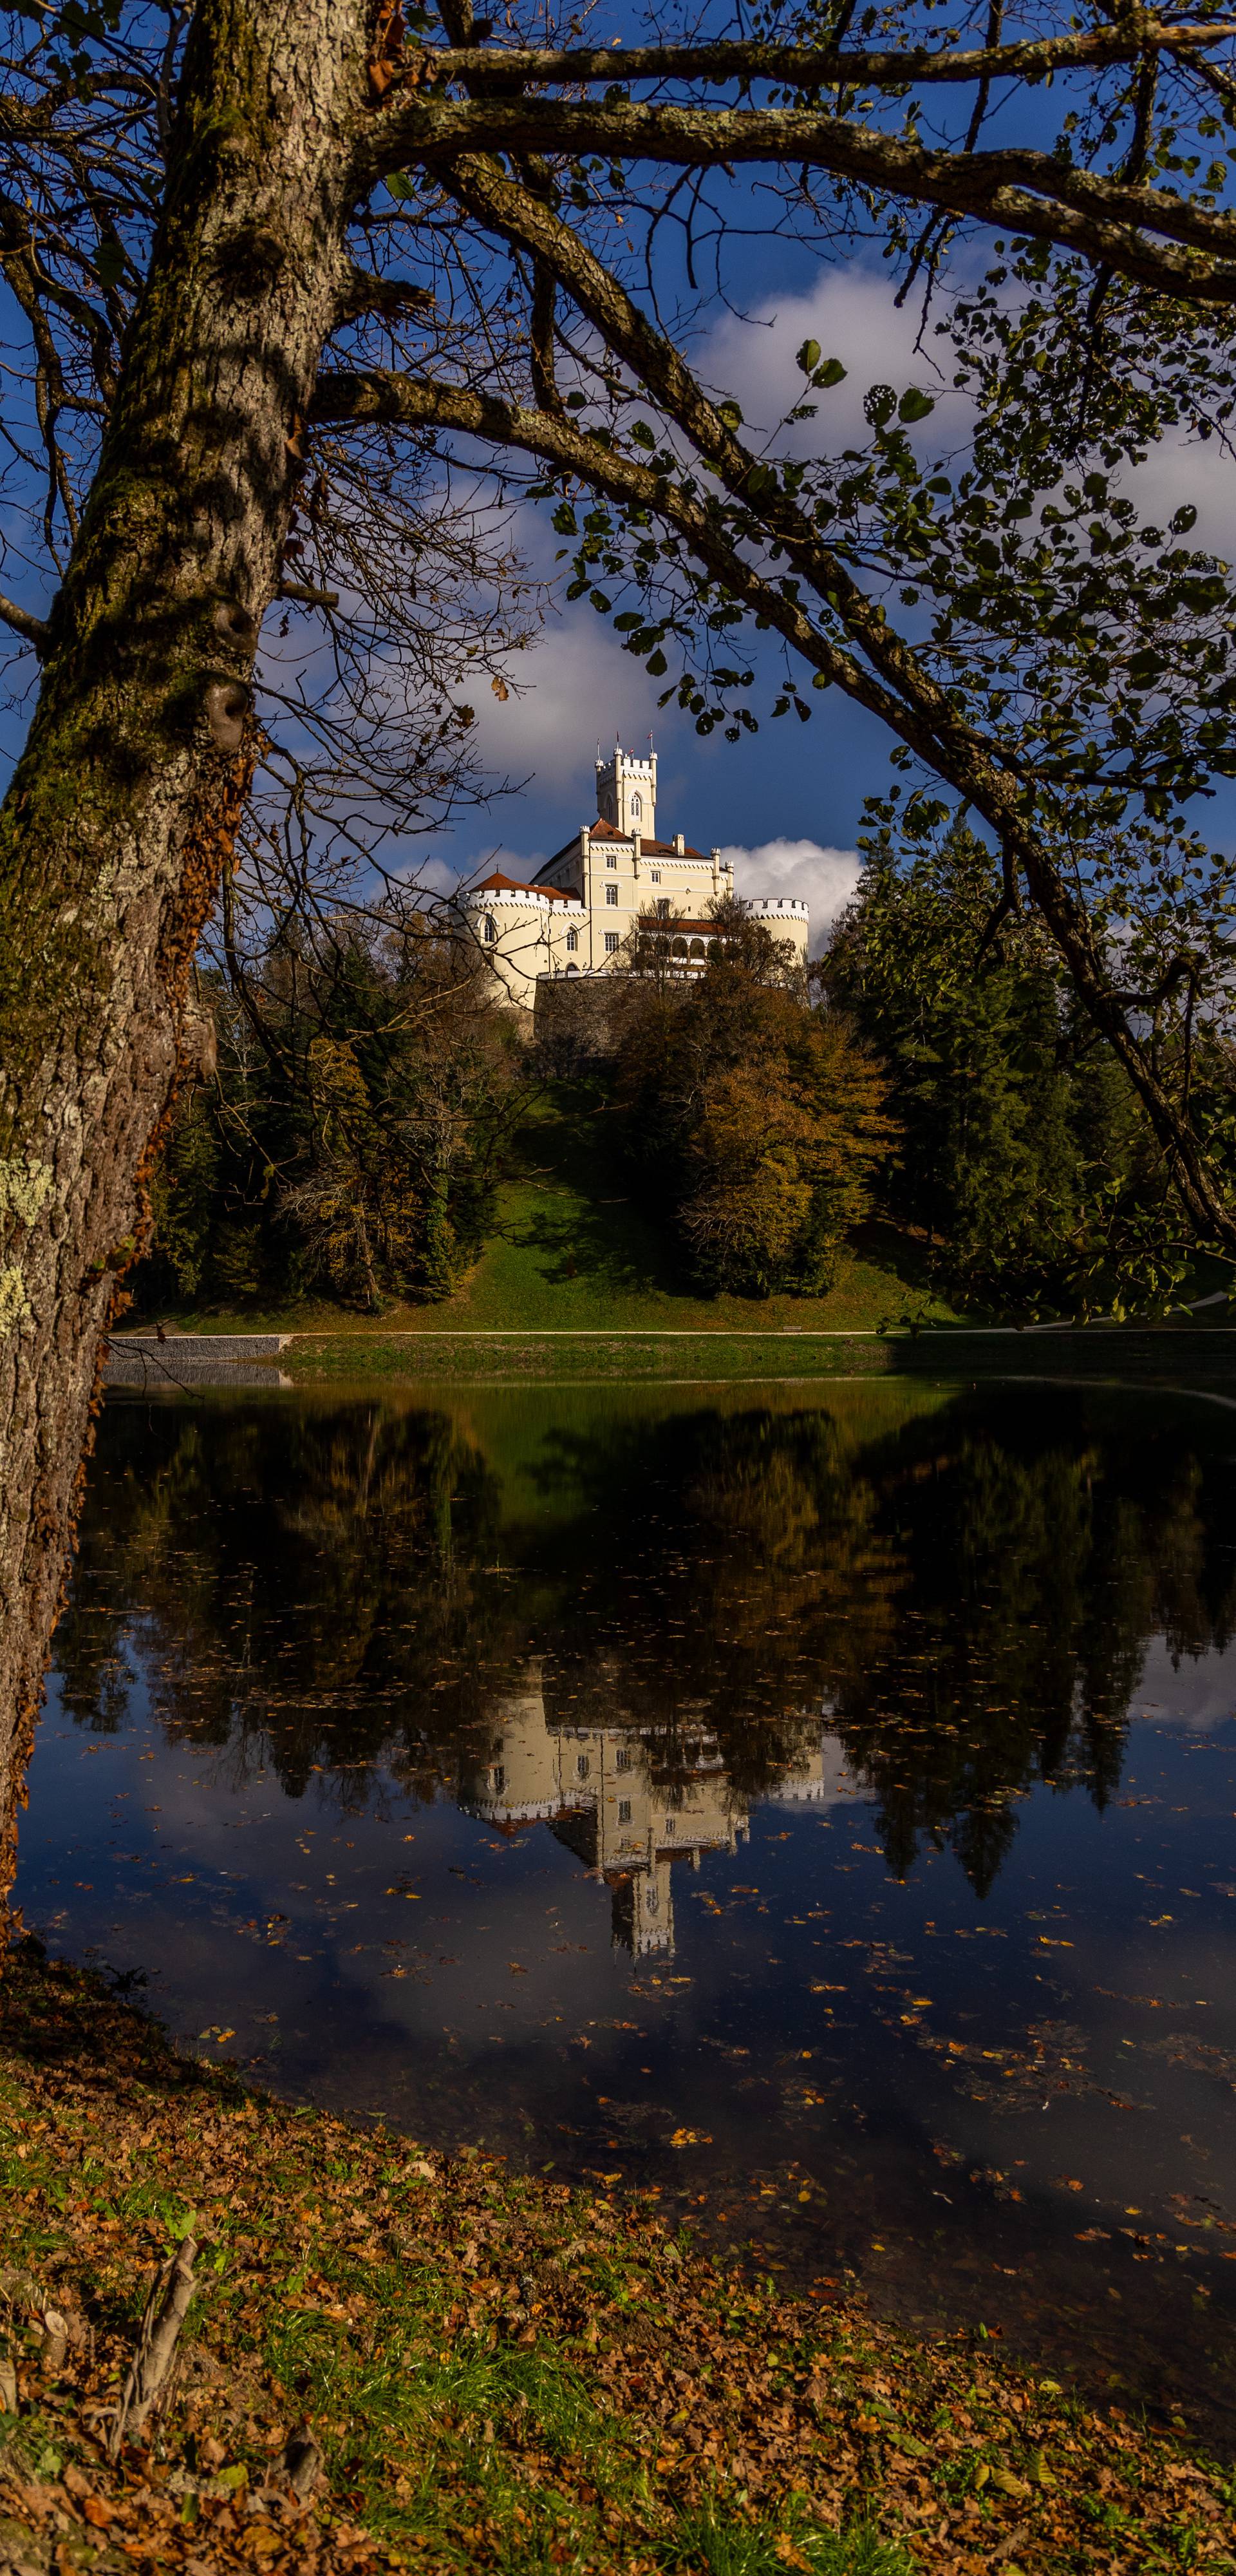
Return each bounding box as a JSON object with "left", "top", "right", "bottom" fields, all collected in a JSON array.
[{"left": 0, "top": 0, "right": 373, "bottom": 1876}]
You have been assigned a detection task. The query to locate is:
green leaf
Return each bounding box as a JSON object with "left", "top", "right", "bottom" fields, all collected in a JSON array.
[
  {"left": 796, "top": 339, "right": 821, "bottom": 375},
  {"left": 899, "top": 388, "right": 936, "bottom": 424},
  {"left": 646, "top": 650, "right": 668, "bottom": 676},
  {"left": 813, "top": 359, "right": 847, "bottom": 388}
]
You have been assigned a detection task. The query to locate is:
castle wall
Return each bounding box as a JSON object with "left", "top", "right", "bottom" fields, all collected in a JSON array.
[{"left": 461, "top": 747, "right": 810, "bottom": 1003}]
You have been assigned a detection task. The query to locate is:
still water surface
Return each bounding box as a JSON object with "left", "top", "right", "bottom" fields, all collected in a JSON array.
[{"left": 17, "top": 1378, "right": 1236, "bottom": 2443}]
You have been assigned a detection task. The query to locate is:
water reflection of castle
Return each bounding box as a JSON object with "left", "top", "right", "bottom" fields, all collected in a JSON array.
[{"left": 460, "top": 1662, "right": 852, "bottom": 1958}]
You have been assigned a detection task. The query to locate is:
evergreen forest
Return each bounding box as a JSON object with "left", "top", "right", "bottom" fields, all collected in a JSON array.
[{"left": 136, "top": 831, "right": 1233, "bottom": 1326}]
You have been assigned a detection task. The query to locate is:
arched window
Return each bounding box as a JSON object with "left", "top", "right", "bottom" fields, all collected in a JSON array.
[
  {"left": 566, "top": 961, "right": 579, "bottom": 975},
  {"left": 566, "top": 928, "right": 579, "bottom": 952},
  {"left": 689, "top": 938, "right": 706, "bottom": 959},
  {"left": 671, "top": 936, "right": 688, "bottom": 958},
  {"left": 630, "top": 791, "right": 642, "bottom": 819},
  {"left": 483, "top": 914, "right": 497, "bottom": 944}
]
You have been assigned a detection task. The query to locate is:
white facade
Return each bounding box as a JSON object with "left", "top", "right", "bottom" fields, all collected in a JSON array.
[{"left": 460, "top": 742, "right": 810, "bottom": 1009}]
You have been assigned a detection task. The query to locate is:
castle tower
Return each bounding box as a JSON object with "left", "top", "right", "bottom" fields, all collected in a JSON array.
[{"left": 596, "top": 741, "right": 657, "bottom": 839}]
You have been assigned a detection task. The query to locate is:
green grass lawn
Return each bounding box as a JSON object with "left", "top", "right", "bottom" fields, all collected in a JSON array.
[{"left": 154, "top": 1083, "right": 964, "bottom": 1341}]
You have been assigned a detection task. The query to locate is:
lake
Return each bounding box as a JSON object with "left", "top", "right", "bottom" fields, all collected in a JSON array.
[{"left": 17, "top": 1376, "right": 1236, "bottom": 2447}]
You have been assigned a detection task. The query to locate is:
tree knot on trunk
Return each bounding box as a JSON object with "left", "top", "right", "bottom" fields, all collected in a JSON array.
[
  {"left": 211, "top": 220, "right": 290, "bottom": 294},
  {"left": 203, "top": 679, "right": 250, "bottom": 752},
  {"left": 212, "top": 600, "right": 259, "bottom": 650}
]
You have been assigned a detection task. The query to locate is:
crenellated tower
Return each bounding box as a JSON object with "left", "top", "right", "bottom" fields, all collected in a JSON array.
[{"left": 596, "top": 741, "right": 657, "bottom": 838}]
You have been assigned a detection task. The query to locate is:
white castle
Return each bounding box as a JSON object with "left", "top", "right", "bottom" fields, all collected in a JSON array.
[{"left": 461, "top": 742, "right": 810, "bottom": 1009}]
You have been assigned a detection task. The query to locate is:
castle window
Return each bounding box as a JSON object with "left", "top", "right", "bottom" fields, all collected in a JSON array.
[
  {"left": 615, "top": 1747, "right": 631, "bottom": 1772},
  {"left": 664, "top": 1816, "right": 676, "bottom": 1836},
  {"left": 650, "top": 869, "right": 660, "bottom": 883},
  {"left": 604, "top": 932, "right": 619, "bottom": 954},
  {"left": 689, "top": 938, "right": 706, "bottom": 958},
  {"left": 492, "top": 1766, "right": 505, "bottom": 1794},
  {"left": 576, "top": 1753, "right": 591, "bottom": 1781},
  {"left": 606, "top": 882, "right": 619, "bottom": 907},
  {"left": 646, "top": 1886, "right": 659, "bottom": 1916},
  {"left": 618, "top": 1798, "right": 632, "bottom": 1824},
  {"left": 630, "top": 792, "right": 641, "bottom": 819},
  {"left": 655, "top": 898, "right": 670, "bottom": 919},
  {"left": 566, "top": 961, "right": 579, "bottom": 974},
  {"left": 566, "top": 929, "right": 579, "bottom": 952},
  {"left": 483, "top": 914, "right": 497, "bottom": 943}
]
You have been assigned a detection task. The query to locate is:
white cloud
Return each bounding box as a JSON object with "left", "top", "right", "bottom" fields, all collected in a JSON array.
[
  {"left": 1125, "top": 432, "right": 1236, "bottom": 564},
  {"left": 704, "top": 265, "right": 973, "bottom": 458},
  {"left": 717, "top": 836, "right": 861, "bottom": 940},
  {"left": 458, "top": 616, "right": 660, "bottom": 795}
]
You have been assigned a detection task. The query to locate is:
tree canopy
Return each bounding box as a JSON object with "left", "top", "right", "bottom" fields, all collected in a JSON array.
[{"left": 6, "top": 0, "right": 1236, "bottom": 1794}]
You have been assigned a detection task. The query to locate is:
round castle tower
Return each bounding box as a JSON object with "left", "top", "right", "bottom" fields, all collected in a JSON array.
[{"left": 460, "top": 741, "right": 809, "bottom": 1008}]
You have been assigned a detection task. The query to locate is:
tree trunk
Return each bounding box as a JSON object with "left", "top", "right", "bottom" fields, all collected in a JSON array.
[{"left": 0, "top": 0, "right": 371, "bottom": 1888}]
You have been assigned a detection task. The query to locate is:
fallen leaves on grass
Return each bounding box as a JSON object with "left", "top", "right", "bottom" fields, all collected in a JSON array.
[{"left": 1, "top": 1944, "right": 1233, "bottom": 2576}]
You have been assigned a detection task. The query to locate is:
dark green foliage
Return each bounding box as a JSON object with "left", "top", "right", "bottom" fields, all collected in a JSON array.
[
  {"left": 145, "top": 1084, "right": 221, "bottom": 1299},
  {"left": 136, "top": 923, "right": 527, "bottom": 1314},
  {"left": 824, "top": 820, "right": 1208, "bottom": 1316}
]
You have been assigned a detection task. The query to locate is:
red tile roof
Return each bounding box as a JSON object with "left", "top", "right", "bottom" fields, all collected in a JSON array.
[{"left": 474, "top": 869, "right": 576, "bottom": 902}]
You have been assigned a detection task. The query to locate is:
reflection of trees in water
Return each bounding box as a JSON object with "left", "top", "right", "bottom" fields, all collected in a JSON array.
[
  {"left": 54, "top": 1403, "right": 518, "bottom": 1799},
  {"left": 53, "top": 1389, "right": 1236, "bottom": 1896}
]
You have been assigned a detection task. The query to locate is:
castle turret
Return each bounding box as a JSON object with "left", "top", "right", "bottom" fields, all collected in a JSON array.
[{"left": 596, "top": 741, "right": 657, "bottom": 839}]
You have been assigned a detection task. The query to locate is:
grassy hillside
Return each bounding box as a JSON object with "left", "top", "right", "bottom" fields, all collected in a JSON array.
[{"left": 153, "top": 1082, "right": 964, "bottom": 1340}]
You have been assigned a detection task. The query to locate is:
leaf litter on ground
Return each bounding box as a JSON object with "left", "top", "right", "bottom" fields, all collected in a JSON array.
[{"left": 0, "top": 1940, "right": 1233, "bottom": 2576}]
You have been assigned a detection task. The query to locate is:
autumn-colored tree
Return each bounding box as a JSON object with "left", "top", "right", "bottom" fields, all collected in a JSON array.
[{"left": 615, "top": 905, "right": 895, "bottom": 1296}]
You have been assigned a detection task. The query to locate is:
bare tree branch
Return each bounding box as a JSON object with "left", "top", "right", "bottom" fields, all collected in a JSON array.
[{"left": 0, "top": 591, "right": 50, "bottom": 652}]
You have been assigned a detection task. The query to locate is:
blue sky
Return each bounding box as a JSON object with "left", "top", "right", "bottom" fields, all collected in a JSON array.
[{"left": 4, "top": 23, "right": 1235, "bottom": 954}]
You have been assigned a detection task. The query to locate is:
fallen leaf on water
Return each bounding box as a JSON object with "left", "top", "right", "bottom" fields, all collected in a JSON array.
[{"left": 668, "top": 2128, "right": 712, "bottom": 2148}]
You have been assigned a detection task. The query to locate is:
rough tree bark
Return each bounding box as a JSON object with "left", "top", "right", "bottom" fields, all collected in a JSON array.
[{"left": 0, "top": 0, "right": 376, "bottom": 1882}]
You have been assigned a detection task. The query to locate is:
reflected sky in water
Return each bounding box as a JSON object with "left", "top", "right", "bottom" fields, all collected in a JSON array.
[{"left": 17, "top": 1379, "right": 1236, "bottom": 2446}]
